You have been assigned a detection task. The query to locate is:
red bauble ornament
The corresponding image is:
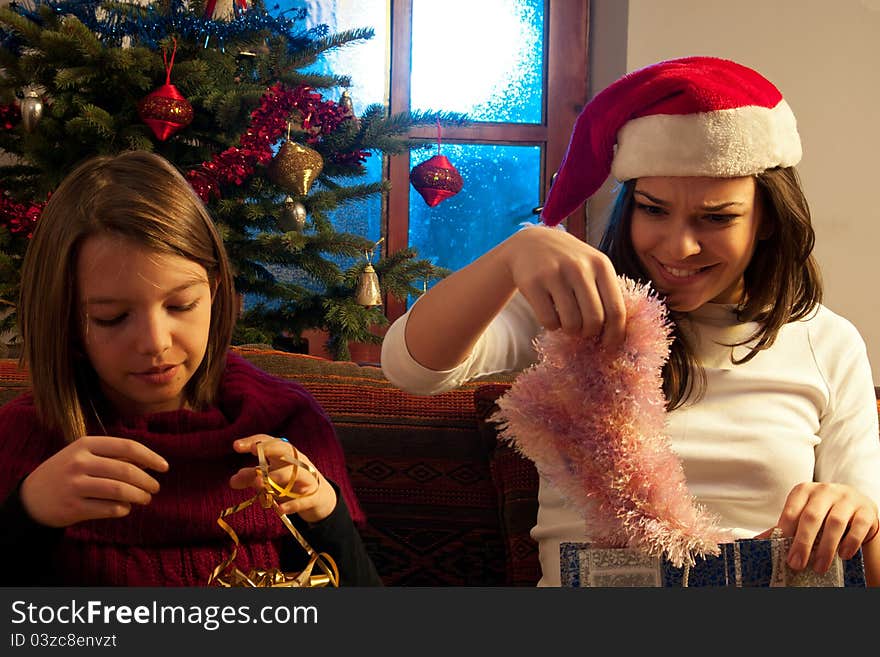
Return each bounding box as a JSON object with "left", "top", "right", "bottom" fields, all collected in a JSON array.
[
  {"left": 409, "top": 154, "right": 463, "bottom": 207},
  {"left": 138, "top": 83, "right": 193, "bottom": 141},
  {"left": 138, "top": 38, "right": 193, "bottom": 141}
]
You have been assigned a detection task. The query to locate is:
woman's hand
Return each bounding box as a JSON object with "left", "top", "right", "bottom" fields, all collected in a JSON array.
[
  {"left": 756, "top": 482, "right": 880, "bottom": 574},
  {"left": 230, "top": 434, "right": 337, "bottom": 524},
  {"left": 20, "top": 436, "right": 169, "bottom": 528},
  {"left": 502, "top": 227, "right": 627, "bottom": 346},
  {"left": 401, "top": 225, "right": 628, "bottom": 373}
]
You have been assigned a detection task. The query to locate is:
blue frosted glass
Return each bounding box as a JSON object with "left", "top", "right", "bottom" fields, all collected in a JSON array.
[
  {"left": 282, "top": 0, "right": 388, "bottom": 114},
  {"left": 409, "top": 143, "right": 540, "bottom": 288},
  {"left": 411, "top": 0, "right": 544, "bottom": 123},
  {"left": 270, "top": 1, "right": 387, "bottom": 288}
]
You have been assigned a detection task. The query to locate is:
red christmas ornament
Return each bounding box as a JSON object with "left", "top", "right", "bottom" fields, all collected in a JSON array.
[
  {"left": 138, "top": 39, "right": 193, "bottom": 141},
  {"left": 410, "top": 154, "right": 463, "bottom": 207},
  {"left": 409, "top": 121, "right": 463, "bottom": 207}
]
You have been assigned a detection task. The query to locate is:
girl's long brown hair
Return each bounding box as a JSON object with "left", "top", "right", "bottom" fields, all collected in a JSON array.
[
  {"left": 598, "top": 167, "right": 822, "bottom": 409},
  {"left": 18, "top": 150, "right": 237, "bottom": 441}
]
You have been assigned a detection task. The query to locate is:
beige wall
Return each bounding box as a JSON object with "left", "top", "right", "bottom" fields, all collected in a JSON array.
[{"left": 588, "top": 0, "right": 880, "bottom": 384}]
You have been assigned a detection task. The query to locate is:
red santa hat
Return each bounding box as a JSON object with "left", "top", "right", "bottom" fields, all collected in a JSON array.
[{"left": 540, "top": 56, "right": 802, "bottom": 226}]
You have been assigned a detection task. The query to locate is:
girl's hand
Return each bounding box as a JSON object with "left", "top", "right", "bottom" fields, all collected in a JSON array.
[
  {"left": 502, "top": 227, "right": 627, "bottom": 347},
  {"left": 230, "top": 434, "right": 337, "bottom": 524},
  {"left": 756, "top": 482, "right": 880, "bottom": 573},
  {"left": 20, "top": 436, "right": 169, "bottom": 528}
]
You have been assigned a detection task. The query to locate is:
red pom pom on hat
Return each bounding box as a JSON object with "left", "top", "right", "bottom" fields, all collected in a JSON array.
[{"left": 540, "top": 56, "right": 802, "bottom": 226}]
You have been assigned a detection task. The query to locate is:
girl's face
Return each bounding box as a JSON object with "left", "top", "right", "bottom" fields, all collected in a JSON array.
[
  {"left": 77, "top": 234, "right": 213, "bottom": 416},
  {"left": 630, "top": 175, "right": 764, "bottom": 312}
]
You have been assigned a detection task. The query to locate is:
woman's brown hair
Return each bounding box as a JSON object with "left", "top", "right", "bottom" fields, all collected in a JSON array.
[
  {"left": 598, "top": 167, "right": 822, "bottom": 409},
  {"left": 18, "top": 150, "right": 237, "bottom": 441}
]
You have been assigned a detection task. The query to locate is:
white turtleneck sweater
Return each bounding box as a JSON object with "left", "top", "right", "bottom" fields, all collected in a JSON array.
[{"left": 381, "top": 293, "right": 880, "bottom": 586}]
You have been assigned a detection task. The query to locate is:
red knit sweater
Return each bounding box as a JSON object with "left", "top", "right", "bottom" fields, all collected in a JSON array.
[{"left": 0, "top": 352, "right": 364, "bottom": 586}]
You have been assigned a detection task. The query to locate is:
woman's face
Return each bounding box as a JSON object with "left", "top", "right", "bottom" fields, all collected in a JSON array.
[
  {"left": 629, "top": 175, "right": 764, "bottom": 312},
  {"left": 77, "top": 234, "right": 213, "bottom": 416}
]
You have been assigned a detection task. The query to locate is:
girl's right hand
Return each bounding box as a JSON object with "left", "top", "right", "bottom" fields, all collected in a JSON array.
[{"left": 19, "top": 436, "right": 169, "bottom": 528}]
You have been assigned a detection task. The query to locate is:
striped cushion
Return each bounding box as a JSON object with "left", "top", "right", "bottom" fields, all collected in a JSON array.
[{"left": 0, "top": 358, "right": 28, "bottom": 407}]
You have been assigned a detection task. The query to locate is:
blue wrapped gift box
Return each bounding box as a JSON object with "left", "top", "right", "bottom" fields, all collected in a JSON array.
[{"left": 560, "top": 538, "right": 866, "bottom": 587}]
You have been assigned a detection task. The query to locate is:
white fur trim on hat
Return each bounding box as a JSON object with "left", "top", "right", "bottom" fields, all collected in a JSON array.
[{"left": 611, "top": 99, "right": 801, "bottom": 181}]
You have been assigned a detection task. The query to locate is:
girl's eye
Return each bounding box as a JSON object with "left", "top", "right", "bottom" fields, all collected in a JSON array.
[
  {"left": 92, "top": 314, "right": 127, "bottom": 327},
  {"left": 168, "top": 300, "right": 199, "bottom": 313},
  {"left": 635, "top": 202, "right": 665, "bottom": 216}
]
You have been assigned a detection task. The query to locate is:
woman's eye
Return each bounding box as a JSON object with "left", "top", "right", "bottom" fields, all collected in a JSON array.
[
  {"left": 705, "top": 214, "right": 737, "bottom": 223},
  {"left": 635, "top": 202, "right": 665, "bottom": 216},
  {"left": 92, "top": 314, "right": 127, "bottom": 327}
]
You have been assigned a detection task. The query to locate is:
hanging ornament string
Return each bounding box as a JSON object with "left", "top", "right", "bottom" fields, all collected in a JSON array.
[
  {"left": 409, "top": 120, "right": 463, "bottom": 208},
  {"left": 435, "top": 118, "right": 442, "bottom": 154},
  {"left": 366, "top": 237, "right": 384, "bottom": 264},
  {"left": 163, "top": 38, "right": 178, "bottom": 87}
]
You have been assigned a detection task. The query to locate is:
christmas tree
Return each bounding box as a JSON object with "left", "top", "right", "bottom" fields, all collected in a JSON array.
[{"left": 0, "top": 0, "right": 462, "bottom": 360}]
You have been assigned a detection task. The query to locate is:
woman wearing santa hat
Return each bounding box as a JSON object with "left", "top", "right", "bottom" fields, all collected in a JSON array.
[{"left": 381, "top": 56, "right": 880, "bottom": 586}]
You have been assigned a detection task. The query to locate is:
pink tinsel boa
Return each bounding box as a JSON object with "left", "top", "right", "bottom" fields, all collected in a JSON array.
[{"left": 492, "top": 276, "right": 731, "bottom": 567}]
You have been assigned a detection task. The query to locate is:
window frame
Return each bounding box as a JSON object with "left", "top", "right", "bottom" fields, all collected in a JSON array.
[{"left": 383, "top": 0, "right": 589, "bottom": 322}]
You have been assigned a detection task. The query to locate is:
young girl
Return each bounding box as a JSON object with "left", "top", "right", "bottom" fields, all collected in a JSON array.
[
  {"left": 0, "top": 150, "right": 381, "bottom": 586},
  {"left": 381, "top": 56, "right": 880, "bottom": 586}
]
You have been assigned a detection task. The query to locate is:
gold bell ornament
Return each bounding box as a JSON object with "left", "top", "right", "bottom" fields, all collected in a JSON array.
[
  {"left": 278, "top": 195, "right": 307, "bottom": 232},
  {"left": 354, "top": 238, "right": 384, "bottom": 307},
  {"left": 268, "top": 123, "right": 324, "bottom": 195},
  {"left": 339, "top": 89, "right": 359, "bottom": 128},
  {"left": 339, "top": 89, "right": 355, "bottom": 116}
]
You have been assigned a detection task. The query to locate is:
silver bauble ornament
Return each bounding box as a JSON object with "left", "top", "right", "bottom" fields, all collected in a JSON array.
[
  {"left": 20, "top": 89, "right": 44, "bottom": 133},
  {"left": 278, "top": 195, "right": 307, "bottom": 232}
]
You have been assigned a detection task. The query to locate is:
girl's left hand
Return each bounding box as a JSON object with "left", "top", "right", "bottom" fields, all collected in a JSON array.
[
  {"left": 756, "top": 482, "right": 879, "bottom": 573},
  {"left": 229, "top": 434, "right": 337, "bottom": 524}
]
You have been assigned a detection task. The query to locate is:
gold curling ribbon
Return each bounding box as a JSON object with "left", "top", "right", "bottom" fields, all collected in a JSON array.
[{"left": 207, "top": 441, "right": 339, "bottom": 587}]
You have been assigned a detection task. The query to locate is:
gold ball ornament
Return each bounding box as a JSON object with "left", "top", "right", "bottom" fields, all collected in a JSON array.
[
  {"left": 19, "top": 89, "right": 44, "bottom": 133},
  {"left": 278, "top": 195, "right": 307, "bottom": 232},
  {"left": 268, "top": 141, "right": 324, "bottom": 195}
]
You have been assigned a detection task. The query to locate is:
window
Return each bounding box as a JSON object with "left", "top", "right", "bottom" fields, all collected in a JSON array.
[{"left": 285, "top": 0, "right": 589, "bottom": 322}]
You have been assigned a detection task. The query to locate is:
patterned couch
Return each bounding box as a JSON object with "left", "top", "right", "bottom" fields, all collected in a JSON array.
[
  {"left": 5, "top": 346, "right": 877, "bottom": 587},
  {"left": 0, "top": 345, "right": 540, "bottom": 587}
]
